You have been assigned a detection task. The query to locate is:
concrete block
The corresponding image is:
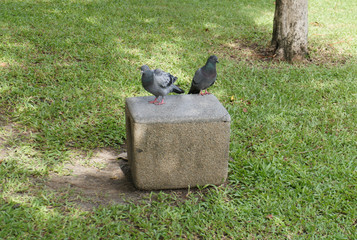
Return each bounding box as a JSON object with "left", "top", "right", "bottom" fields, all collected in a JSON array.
[{"left": 125, "top": 94, "right": 230, "bottom": 190}]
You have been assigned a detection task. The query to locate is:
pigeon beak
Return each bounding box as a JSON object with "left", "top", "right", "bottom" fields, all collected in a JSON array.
[{"left": 216, "top": 60, "right": 219, "bottom": 63}]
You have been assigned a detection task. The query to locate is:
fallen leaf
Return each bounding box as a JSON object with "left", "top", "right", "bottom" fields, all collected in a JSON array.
[
  {"left": 0, "top": 62, "right": 8, "bottom": 68},
  {"left": 311, "top": 21, "right": 321, "bottom": 26},
  {"left": 243, "top": 108, "right": 248, "bottom": 112},
  {"left": 266, "top": 214, "right": 274, "bottom": 219}
]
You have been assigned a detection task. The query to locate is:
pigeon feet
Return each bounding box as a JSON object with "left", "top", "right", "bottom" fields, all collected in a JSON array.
[
  {"left": 200, "top": 90, "right": 211, "bottom": 95},
  {"left": 149, "top": 98, "right": 159, "bottom": 104},
  {"left": 155, "top": 102, "right": 165, "bottom": 105},
  {"left": 149, "top": 98, "right": 165, "bottom": 105},
  {"left": 155, "top": 99, "right": 165, "bottom": 105}
]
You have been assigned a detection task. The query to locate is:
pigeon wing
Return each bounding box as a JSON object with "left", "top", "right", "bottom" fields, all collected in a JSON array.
[
  {"left": 154, "top": 69, "right": 177, "bottom": 89},
  {"left": 192, "top": 68, "right": 204, "bottom": 85},
  {"left": 188, "top": 68, "right": 205, "bottom": 94}
]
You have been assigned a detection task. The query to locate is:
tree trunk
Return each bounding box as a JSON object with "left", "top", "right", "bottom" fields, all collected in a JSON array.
[{"left": 272, "top": 0, "right": 308, "bottom": 62}]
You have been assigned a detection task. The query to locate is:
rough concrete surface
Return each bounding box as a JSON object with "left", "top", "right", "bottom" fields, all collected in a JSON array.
[{"left": 126, "top": 94, "right": 231, "bottom": 190}]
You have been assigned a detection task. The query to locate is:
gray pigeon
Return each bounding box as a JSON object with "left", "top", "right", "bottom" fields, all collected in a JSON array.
[
  {"left": 140, "top": 65, "right": 184, "bottom": 105},
  {"left": 188, "top": 55, "right": 219, "bottom": 95}
]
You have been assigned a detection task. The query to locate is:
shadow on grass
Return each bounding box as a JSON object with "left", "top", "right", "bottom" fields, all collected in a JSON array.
[
  {"left": 0, "top": 124, "right": 200, "bottom": 211},
  {"left": 0, "top": 0, "right": 276, "bottom": 147},
  {"left": 1, "top": 2, "right": 356, "bottom": 238},
  {"left": 3, "top": 0, "right": 354, "bottom": 153},
  {"left": 1, "top": 0, "right": 355, "bottom": 197},
  {"left": 0, "top": 0, "right": 271, "bottom": 211},
  {"left": 44, "top": 154, "right": 198, "bottom": 210},
  {"left": 1, "top": 0, "right": 355, "bottom": 201}
]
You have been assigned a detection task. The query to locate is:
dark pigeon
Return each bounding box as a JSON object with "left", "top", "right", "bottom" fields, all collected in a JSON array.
[
  {"left": 140, "top": 65, "right": 184, "bottom": 105},
  {"left": 188, "top": 55, "right": 219, "bottom": 95}
]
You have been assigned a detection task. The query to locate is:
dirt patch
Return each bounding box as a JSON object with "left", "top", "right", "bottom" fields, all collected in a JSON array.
[
  {"left": 0, "top": 62, "right": 9, "bottom": 69},
  {"left": 218, "top": 40, "right": 276, "bottom": 64},
  {"left": 219, "top": 39, "right": 354, "bottom": 66},
  {"left": 45, "top": 148, "right": 141, "bottom": 209},
  {"left": 44, "top": 148, "right": 194, "bottom": 211},
  {"left": 0, "top": 117, "right": 12, "bottom": 162},
  {"left": 0, "top": 118, "right": 194, "bottom": 211}
]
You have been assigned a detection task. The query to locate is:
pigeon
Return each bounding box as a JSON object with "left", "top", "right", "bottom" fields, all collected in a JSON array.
[
  {"left": 188, "top": 55, "right": 219, "bottom": 95},
  {"left": 140, "top": 65, "right": 184, "bottom": 105}
]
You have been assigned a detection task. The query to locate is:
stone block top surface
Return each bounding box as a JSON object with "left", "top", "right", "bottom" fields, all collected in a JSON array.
[{"left": 126, "top": 94, "right": 230, "bottom": 124}]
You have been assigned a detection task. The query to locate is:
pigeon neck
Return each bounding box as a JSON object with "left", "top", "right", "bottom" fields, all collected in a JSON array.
[
  {"left": 142, "top": 71, "right": 153, "bottom": 85},
  {"left": 204, "top": 61, "right": 216, "bottom": 72}
]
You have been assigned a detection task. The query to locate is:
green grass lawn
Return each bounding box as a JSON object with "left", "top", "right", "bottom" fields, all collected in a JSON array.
[{"left": 1, "top": 0, "right": 356, "bottom": 239}]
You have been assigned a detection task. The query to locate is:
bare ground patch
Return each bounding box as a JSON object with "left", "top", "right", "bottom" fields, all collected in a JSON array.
[
  {"left": 44, "top": 147, "right": 198, "bottom": 211},
  {"left": 44, "top": 148, "right": 146, "bottom": 210},
  {"left": 0, "top": 118, "right": 195, "bottom": 211},
  {"left": 219, "top": 39, "right": 354, "bottom": 66},
  {"left": 0, "top": 115, "right": 14, "bottom": 162}
]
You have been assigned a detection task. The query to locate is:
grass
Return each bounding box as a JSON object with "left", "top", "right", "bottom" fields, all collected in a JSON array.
[{"left": 1, "top": 0, "right": 356, "bottom": 239}]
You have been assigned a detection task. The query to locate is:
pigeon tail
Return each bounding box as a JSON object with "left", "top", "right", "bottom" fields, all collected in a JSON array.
[
  {"left": 172, "top": 85, "right": 184, "bottom": 94},
  {"left": 188, "top": 86, "right": 200, "bottom": 94}
]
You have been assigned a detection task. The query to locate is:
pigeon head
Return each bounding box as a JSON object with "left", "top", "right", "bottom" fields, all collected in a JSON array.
[
  {"left": 140, "top": 65, "right": 150, "bottom": 73},
  {"left": 140, "top": 65, "right": 153, "bottom": 81},
  {"left": 207, "top": 55, "right": 219, "bottom": 64}
]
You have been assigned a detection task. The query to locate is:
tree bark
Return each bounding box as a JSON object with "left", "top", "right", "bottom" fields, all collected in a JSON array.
[{"left": 272, "top": 0, "right": 308, "bottom": 62}]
